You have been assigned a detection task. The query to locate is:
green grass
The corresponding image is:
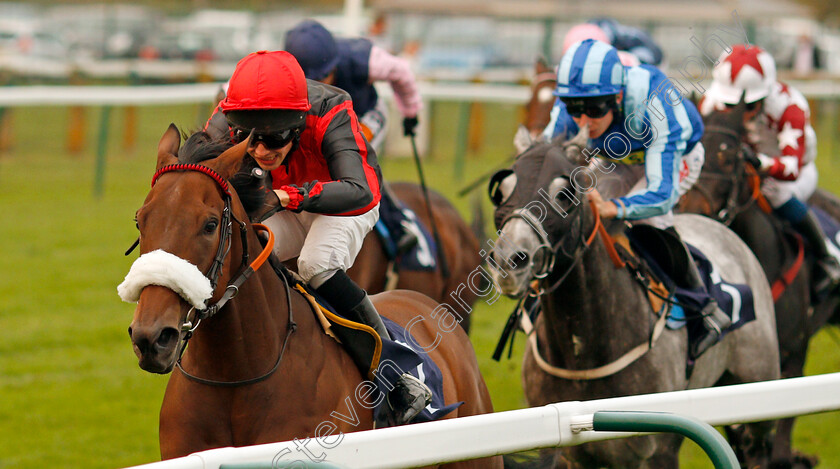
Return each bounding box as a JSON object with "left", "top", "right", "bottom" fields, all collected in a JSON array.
[{"left": 0, "top": 101, "right": 839, "bottom": 468}]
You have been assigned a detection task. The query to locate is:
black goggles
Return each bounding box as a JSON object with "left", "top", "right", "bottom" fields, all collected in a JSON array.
[
  {"left": 725, "top": 100, "right": 761, "bottom": 112},
  {"left": 562, "top": 96, "right": 616, "bottom": 119},
  {"left": 232, "top": 126, "right": 300, "bottom": 150}
]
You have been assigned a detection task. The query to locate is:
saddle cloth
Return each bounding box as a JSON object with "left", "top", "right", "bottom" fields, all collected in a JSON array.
[
  {"left": 628, "top": 236, "right": 758, "bottom": 345},
  {"left": 296, "top": 285, "right": 461, "bottom": 425},
  {"left": 374, "top": 207, "right": 437, "bottom": 272},
  {"left": 812, "top": 205, "right": 840, "bottom": 263}
]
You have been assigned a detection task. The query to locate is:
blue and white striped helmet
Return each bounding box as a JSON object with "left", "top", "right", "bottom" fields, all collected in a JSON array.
[{"left": 554, "top": 39, "right": 626, "bottom": 98}]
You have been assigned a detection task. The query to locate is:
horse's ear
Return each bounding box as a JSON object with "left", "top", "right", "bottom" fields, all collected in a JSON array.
[
  {"left": 562, "top": 124, "right": 590, "bottom": 167},
  {"left": 156, "top": 124, "right": 180, "bottom": 170},
  {"left": 535, "top": 55, "right": 551, "bottom": 73},
  {"left": 513, "top": 125, "right": 534, "bottom": 155},
  {"left": 208, "top": 137, "right": 250, "bottom": 179}
]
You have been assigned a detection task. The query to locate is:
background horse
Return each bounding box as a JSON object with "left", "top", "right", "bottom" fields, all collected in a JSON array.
[
  {"left": 679, "top": 103, "right": 838, "bottom": 467},
  {"left": 350, "top": 182, "right": 484, "bottom": 333},
  {"left": 487, "top": 137, "right": 780, "bottom": 468},
  {"left": 522, "top": 57, "right": 556, "bottom": 140},
  {"left": 124, "top": 125, "right": 502, "bottom": 467}
]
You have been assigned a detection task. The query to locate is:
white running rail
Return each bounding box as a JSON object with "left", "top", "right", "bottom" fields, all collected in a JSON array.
[{"left": 125, "top": 373, "right": 840, "bottom": 469}]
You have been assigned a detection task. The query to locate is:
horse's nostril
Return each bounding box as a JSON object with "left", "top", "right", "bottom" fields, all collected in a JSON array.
[
  {"left": 510, "top": 251, "right": 530, "bottom": 270},
  {"left": 156, "top": 327, "right": 179, "bottom": 350},
  {"left": 134, "top": 336, "right": 150, "bottom": 356},
  {"left": 127, "top": 326, "right": 133, "bottom": 338}
]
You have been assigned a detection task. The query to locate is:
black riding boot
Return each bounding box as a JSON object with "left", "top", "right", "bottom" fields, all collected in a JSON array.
[
  {"left": 794, "top": 210, "right": 840, "bottom": 299},
  {"left": 666, "top": 228, "right": 732, "bottom": 359},
  {"left": 380, "top": 185, "right": 419, "bottom": 255},
  {"left": 315, "top": 271, "right": 432, "bottom": 425}
]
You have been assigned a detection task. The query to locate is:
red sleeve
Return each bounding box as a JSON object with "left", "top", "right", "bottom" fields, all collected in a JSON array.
[{"left": 766, "top": 104, "right": 807, "bottom": 181}]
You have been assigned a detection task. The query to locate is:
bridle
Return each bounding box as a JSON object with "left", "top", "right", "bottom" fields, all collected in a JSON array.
[
  {"left": 146, "top": 163, "right": 296, "bottom": 387},
  {"left": 689, "top": 125, "right": 767, "bottom": 225},
  {"left": 497, "top": 194, "right": 671, "bottom": 380},
  {"left": 495, "top": 195, "right": 602, "bottom": 297}
]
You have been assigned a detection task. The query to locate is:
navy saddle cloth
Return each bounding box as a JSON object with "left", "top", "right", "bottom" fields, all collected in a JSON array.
[
  {"left": 374, "top": 207, "right": 437, "bottom": 272},
  {"left": 812, "top": 205, "right": 840, "bottom": 256},
  {"left": 626, "top": 228, "right": 757, "bottom": 343}
]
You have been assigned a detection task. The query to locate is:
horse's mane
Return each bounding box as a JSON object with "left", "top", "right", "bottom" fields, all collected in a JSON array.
[{"left": 178, "top": 130, "right": 266, "bottom": 216}]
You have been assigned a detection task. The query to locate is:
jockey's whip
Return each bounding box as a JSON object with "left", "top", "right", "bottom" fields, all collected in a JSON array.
[{"left": 409, "top": 134, "right": 450, "bottom": 281}]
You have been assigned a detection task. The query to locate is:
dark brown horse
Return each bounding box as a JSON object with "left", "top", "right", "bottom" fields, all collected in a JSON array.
[
  {"left": 122, "top": 125, "right": 502, "bottom": 467},
  {"left": 488, "top": 136, "right": 780, "bottom": 468},
  {"left": 679, "top": 104, "right": 837, "bottom": 467},
  {"left": 350, "top": 182, "right": 484, "bottom": 334}
]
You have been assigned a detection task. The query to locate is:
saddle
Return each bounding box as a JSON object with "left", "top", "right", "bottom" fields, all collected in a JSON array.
[{"left": 271, "top": 263, "right": 460, "bottom": 426}]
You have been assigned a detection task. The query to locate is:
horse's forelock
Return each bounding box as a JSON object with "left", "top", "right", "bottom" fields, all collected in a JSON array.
[{"left": 178, "top": 131, "right": 233, "bottom": 164}]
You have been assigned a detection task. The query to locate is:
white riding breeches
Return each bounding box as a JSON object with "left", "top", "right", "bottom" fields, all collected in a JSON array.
[
  {"left": 761, "top": 162, "right": 818, "bottom": 209},
  {"left": 261, "top": 204, "right": 380, "bottom": 286},
  {"left": 594, "top": 143, "right": 706, "bottom": 229}
]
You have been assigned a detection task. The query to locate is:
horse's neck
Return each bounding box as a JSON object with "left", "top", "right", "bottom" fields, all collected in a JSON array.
[
  {"left": 187, "top": 232, "right": 292, "bottom": 378},
  {"left": 731, "top": 205, "right": 789, "bottom": 280},
  {"left": 537, "top": 222, "right": 650, "bottom": 367}
]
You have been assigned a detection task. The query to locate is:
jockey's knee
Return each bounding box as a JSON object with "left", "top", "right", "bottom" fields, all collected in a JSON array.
[
  {"left": 298, "top": 250, "right": 345, "bottom": 287},
  {"left": 307, "top": 269, "right": 340, "bottom": 289}
]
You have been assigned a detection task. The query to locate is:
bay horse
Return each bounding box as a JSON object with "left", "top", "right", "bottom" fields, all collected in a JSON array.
[
  {"left": 522, "top": 56, "right": 557, "bottom": 141},
  {"left": 350, "top": 182, "right": 484, "bottom": 334},
  {"left": 122, "top": 125, "right": 502, "bottom": 467},
  {"left": 678, "top": 103, "right": 837, "bottom": 467},
  {"left": 487, "top": 135, "right": 780, "bottom": 468}
]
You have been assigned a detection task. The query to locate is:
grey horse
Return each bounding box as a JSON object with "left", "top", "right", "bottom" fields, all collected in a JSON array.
[{"left": 487, "top": 131, "right": 780, "bottom": 468}]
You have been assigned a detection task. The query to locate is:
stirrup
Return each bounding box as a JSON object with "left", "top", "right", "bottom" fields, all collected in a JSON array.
[
  {"left": 388, "top": 373, "right": 432, "bottom": 426},
  {"left": 690, "top": 301, "right": 731, "bottom": 359}
]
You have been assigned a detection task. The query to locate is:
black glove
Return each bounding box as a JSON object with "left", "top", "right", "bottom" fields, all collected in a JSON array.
[
  {"left": 403, "top": 116, "right": 418, "bottom": 137},
  {"left": 231, "top": 164, "right": 284, "bottom": 223},
  {"left": 741, "top": 143, "right": 761, "bottom": 170}
]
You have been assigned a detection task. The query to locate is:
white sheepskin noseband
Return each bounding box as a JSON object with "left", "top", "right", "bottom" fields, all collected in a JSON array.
[{"left": 117, "top": 249, "right": 213, "bottom": 310}]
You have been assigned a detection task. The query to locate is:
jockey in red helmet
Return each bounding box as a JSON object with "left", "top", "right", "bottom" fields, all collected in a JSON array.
[
  {"left": 700, "top": 44, "right": 840, "bottom": 299},
  {"left": 205, "top": 50, "right": 431, "bottom": 425},
  {"left": 284, "top": 19, "right": 423, "bottom": 255}
]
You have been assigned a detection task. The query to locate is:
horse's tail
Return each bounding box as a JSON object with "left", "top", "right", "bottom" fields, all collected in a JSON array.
[{"left": 503, "top": 451, "right": 559, "bottom": 469}]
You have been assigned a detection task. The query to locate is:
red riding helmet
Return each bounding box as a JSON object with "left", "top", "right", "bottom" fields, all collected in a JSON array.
[{"left": 222, "top": 50, "right": 312, "bottom": 132}]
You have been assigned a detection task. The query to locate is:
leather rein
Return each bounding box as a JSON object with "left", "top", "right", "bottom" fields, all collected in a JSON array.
[
  {"left": 149, "top": 163, "right": 296, "bottom": 387},
  {"left": 690, "top": 125, "right": 771, "bottom": 225}
]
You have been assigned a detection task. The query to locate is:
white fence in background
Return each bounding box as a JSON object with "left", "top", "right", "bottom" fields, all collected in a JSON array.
[
  {"left": 2, "top": 78, "right": 840, "bottom": 109},
  {"left": 125, "top": 373, "right": 840, "bottom": 469},
  {"left": 0, "top": 82, "right": 531, "bottom": 107}
]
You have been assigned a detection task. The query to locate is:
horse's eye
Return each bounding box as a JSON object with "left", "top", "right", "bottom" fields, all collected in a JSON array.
[
  {"left": 488, "top": 170, "right": 516, "bottom": 206},
  {"left": 203, "top": 219, "right": 219, "bottom": 234},
  {"left": 548, "top": 177, "right": 576, "bottom": 211}
]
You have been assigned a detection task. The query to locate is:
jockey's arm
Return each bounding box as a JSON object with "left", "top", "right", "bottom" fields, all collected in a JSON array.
[
  {"left": 612, "top": 148, "right": 680, "bottom": 220},
  {"left": 279, "top": 106, "right": 381, "bottom": 216},
  {"left": 612, "top": 96, "right": 684, "bottom": 220},
  {"left": 368, "top": 45, "right": 422, "bottom": 118},
  {"left": 761, "top": 105, "right": 809, "bottom": 181}
]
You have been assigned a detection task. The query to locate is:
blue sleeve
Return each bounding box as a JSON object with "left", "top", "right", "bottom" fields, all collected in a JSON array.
[{"left": 614, "top": 68, "right": 698, "bottom": 220}]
